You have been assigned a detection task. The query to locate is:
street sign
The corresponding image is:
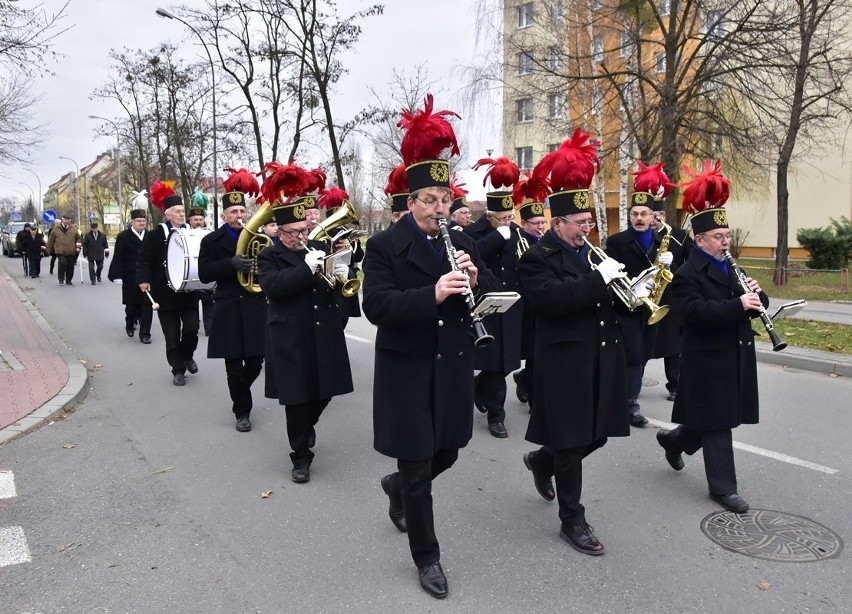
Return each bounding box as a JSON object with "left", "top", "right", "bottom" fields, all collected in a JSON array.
[
  {"left": 10, "top": 210, "right": 22, "bottom": 221},
  {"left": 103, "top": 214, "right": 121, "bottom": 225},
  {"left": 89, "top": 211, "right": 97, "bottom": 220},
  {"left": 43, "top": 210, "right": 57, "bottom": 224}
]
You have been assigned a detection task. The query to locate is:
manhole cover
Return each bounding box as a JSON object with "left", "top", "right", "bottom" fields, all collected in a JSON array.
[{"left": 701, "top": 509, "right": 843, "bottom": 562}]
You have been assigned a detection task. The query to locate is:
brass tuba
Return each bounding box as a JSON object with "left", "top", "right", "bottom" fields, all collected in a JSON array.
[{"left": 235, "top": 202, "right": 274, "bottom": 294}]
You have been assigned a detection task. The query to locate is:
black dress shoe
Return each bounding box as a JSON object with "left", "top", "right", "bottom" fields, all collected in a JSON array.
[
  {"left": 66, "top": 281, "right": 73, "bottom": 286},
  {"left": 488, "top": 422, "right": 508, "bottom": 438},
  {"left": 523, "top": 451, "right": 555, "bottom": 501},
  {"left": 140, "top": 334, "right": 151, "bottom": 344},
  {"left": 291, "top": 465, "right": 310, "bottom": 483},
  {"left": 667, "top": 390, "right": 677, "bottom": 401},
  {"left": 185, "top": 359, "right": 198, "bottom": 374},
  {"left": 630, "top": 412, "right": 649, "bottom": 427},
  {"left": 418, "top": 562, "right": 448, "bottom": 599},
  {"left": 126, "top": 327, "right": 135, "bottom": 338},
  {"left": 235, "top": 417, "right": 251, "bottom": 432},
  {"left": 380, "top": 474, "right": 407, "bottom": 533},
  {"left": 560, "top": 523, "right": 606, "bottom": 556},
  {"left": 712, "top": 493, "right": 749, "bottom": 513},
  {"left": 172, "top": 373, "right": 186, "bottom": 386},
  {"left": 513, "top": 371, "right": 529, "bottom": 404},
  {"left": 656, "top": 429, "right": 684, "bottom": 471}
]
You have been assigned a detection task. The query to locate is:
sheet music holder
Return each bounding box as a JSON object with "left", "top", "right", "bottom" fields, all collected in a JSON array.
[
  {"left": 770, "top": 299, "right": 807, "bottom": 322},
  {"left": 473, "top": 292, "right": 521, "bottom": 318}
]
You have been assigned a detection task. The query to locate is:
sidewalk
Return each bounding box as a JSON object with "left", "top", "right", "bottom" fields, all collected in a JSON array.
[{"left": 0, "top": 273, "right": 88, "bottom": 444}]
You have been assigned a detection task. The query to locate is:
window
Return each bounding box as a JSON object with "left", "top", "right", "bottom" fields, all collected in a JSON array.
[
  {"left": 516, "top": 98, "right": 534, "bottom": 123},
  {"left": 659, "top": 0, "right": 671, "bottom": 16},
  {"left": 518, "top": 3, "right": 534, "bottom": 28},
  {"left": 655, "top": 51, "right": 666, "bottom": 73},
  {"left": 516, "top": 147, "right": 533, "bottom": 171},
  {"left": 620, "top": 31, "right": 636, "bottom": 57},
  {"left": 593, "top": 36, "right": 604, "bottom": 63},
  {"left": 704, "top": 11, "right": 726, "bottom": 39},
  {"left": 518, "top": 51, "right": 534, "bottom": 75},
  {"left": 550, "top": 0, "right": 565, "bottom": 18},
  {"left": 548, "top": 93, "right": 564, "bottom": 119},
  {"left": 548, "top": 46, "right": 561, "bottom": 71},
  {"left": 547, "top": 143, "right": 560, "bottom": 153}
]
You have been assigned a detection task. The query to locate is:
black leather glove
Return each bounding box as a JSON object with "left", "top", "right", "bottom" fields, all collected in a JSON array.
[{"left": 231, "top": 255, "right": 253, "bottom": 272}]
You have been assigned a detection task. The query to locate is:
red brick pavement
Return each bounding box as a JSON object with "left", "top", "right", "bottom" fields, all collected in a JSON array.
[{"left": 0, "top": 274, "right": 68, "bottom": 430}]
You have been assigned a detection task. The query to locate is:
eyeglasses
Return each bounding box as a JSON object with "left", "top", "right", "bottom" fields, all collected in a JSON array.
[
  {"left": 699, "top": 232, "right": 731, "bottom": 241},
  {"left": 629, "top": 211, "right": 651, "bottom": 218},
  {"left": 416, "top": 196, "right": 452, "bottom": 207},
  {"left": 281, "top": 228, "right": 311, "bottom": 238},
  {"left": 524, "top": 220, "right": 548, "bottom": 226},
  {"left": 559, "top": 217, "right": 596, "bottom": 229},
  {"left": 491, "top": 214, "right": 515, "bottom": 223}
]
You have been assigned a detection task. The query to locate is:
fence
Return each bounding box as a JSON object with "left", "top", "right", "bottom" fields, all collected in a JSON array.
[{"left": 739, "top": 259, "right": 850, "bottom": 300}]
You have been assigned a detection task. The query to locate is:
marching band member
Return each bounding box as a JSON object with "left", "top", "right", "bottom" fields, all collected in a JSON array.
[
  {"left": 518, "top": 129, "right": 629, "bottom": 556},
  {"left": 136, "top": 182, "right": 200, "bottom": 386},
  {"left": 108, "top": 198, "right": 152, "bottom": 344},
  {"left": 319, "top": 186, "right": 363, "bottom": 329},
  {"left": 257, "top": 161, "right": 353, "bottom": 483},
  {"left": 198, "top": 169, "right": 267, "bottom": 432},
  {"left": 465, "top": 156, "right": 524, "bottom": 438},
  {"left": 656, "top": 161, "right": 766, "bottom": 513},
  {"left": 447, "top": 175, "right": 471, "bottom": 229},
  {"left": 384, "top": 162, "right": 409, "bottom": 225},
  {"left": 362, "top": 95, "right": 497, "bottom": 599}
]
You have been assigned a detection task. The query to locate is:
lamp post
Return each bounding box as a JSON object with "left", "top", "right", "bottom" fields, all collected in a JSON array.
[
  {"left": 58, "top": 156, "right": 81, "bottom": 229},
  {"left": 156, "top": 7, "right": 219, "bottom": 228},
  {"left": 89, "top": 115, "right": 123, "bottom": 217},
  {"left": 22, "top": 168, "right": 42, "bottom": 215}
]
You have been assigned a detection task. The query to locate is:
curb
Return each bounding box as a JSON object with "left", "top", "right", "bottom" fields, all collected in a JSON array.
[
  {"left": 756, "top": 342, "right": 852, "bottom": 378},
  {"left": 0, "top": 276, "right": 90, "bottom": 444}
]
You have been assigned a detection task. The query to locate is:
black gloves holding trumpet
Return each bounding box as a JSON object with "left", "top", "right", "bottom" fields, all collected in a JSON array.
[{"left": 231, "top": 255, "right": 254, "bottom": 273}]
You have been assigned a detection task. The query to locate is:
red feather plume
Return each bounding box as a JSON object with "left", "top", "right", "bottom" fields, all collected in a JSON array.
[
  {"left": 397, "top": 94, "right": 461, "bottom": 166},
  {"left": 512, "top": 171, "right": 551, "bottom": 205},
  {"left": 318, "top": 186, "right": 349, "bottom": 210},
  {"left": 473, "top": 156, "right": 520, "bottom": 191},
  {"left": 679, "top": 159, "right": 730, "bottom": 214},
  {"left": 259, "top": 160, "right": 313, "bottom": 204},
  {"left": 383, "top": 163, "right": 409, "bottom": 196},
  {"left": 632, "top": 161, "right": 671, "bottom": 199},
  {"left": 450, "top": 174, "right": 468, "bottom": 200},
  {"left": 531, "top": 128, "right": 599, "bottom": 191},
  {"left": 149, "top": 180, "right": 176, "bottom": 213},
  {"left": 223, "top": 167, "right": 260, "bottom": 196},
  {"left": 307, "top": 168, "right": 327, "bottom": 193}
]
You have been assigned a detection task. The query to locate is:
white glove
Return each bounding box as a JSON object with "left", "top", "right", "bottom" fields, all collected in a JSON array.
[
  {"left": 632, "top": 275, "right": 655, "bottom": 299},
  {"left": 597, "top": 258, "right": 627, "bottom": 285},
  {"left": 658, "top": 251, "right": 673, "bottom": 267},
  {"left": 304, "top": 250, "right": 324, "bottom": 273},
  {"left": 333, "top": 261, "right": 349, "bottom": 278},
  {"left": 496, "top": 226, "right": 511, "bottom": 240},
  {"left": 113, "top": 279, "right": 123, "bottom": 285}
]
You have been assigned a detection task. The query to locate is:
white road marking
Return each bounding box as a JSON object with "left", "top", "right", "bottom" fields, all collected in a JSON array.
[
  {"left": 0, "top": 469, "right": 17, "bottom": 499},
  {"left": 647, "top": 418, "right": 839, "bottom": 475},
  {"left": 344, "top": 332, "right": 373, "bottom": 344},
  {"left": 0, "top": 526, "right": 31, "bottom": 567}
]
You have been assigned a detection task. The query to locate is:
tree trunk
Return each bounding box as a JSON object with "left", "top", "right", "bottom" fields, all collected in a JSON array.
[{"left": 774, "top": 158, "right": 790, "bottom": 285}]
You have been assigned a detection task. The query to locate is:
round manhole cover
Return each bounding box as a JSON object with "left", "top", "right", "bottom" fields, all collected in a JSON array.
[{"left": 701, "top": 509, "right": 843, "bottom": 562}]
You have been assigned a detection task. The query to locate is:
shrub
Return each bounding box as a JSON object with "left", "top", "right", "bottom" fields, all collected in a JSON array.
[{"left": 797, "top": 217, "right": 852, "bottom": 269}]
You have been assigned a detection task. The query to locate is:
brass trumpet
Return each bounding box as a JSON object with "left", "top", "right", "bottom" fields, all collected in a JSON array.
[
  {"left": 583, "top": 237, "right": 669, "bottom": 325},
  {"left": 299, "top": 240, "right": 361, "bottom": 298}
]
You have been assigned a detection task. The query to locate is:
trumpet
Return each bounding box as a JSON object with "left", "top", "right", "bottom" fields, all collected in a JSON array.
[
  {"left": 299, "top": 240, "right": 361, "bottom": 298},
  {"left": 583, "top": 237, "right": 669, "bottom": 325},
  {"left": 723, "top": 250, "right": 787, "bottom": 351}
]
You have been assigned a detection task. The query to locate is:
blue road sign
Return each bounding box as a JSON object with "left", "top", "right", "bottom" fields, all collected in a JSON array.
[
  {"left": 43, "top": 209, "right": 57, "bottom": 224},
  {"left": 10, "top": 210, "right": 22, "bottom": 221},
  {"left": 89, "top": 211, "right": 97, "bottom": 220}
]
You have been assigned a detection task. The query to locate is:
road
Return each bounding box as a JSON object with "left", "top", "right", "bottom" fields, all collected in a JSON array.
[{"left": 1, "top": 257, "right": 849, "bottom": 613}]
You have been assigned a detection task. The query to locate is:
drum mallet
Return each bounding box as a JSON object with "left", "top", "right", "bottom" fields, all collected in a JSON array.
[{"left": 145, "top": 290, "right": 160, "bottom": 311}]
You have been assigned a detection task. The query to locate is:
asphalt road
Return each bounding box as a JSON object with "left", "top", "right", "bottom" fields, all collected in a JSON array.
[{"left": 1, "top": 257, "right": 850, "bottom": 613}]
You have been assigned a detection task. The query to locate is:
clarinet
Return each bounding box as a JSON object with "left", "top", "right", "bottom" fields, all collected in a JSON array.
[
  {"left": 437, "top": 218, "right": 494, "bottom": 348},
  {"left": 723, "top": 250, "right": 787, "bottom": 352}
]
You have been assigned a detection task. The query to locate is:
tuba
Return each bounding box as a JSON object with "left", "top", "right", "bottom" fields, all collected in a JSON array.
[{"left": 235, "top": 202, "right": 274, "bottom": 294}]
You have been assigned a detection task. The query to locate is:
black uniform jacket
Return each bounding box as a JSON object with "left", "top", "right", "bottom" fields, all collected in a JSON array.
[
  {"left": 463, "top": 216, "right": 524, "bottom": 373},
  {"left": 198, "top": 225, "right": 267, "bottom": 359},
  {"left": 136, "top": 224, "right": 199, "bottom": 311},
  {"left": 108, "top": 228, "right": 146, "bottom": 306},
  {"left": 518, "top": 231, "right": 629, "bottom": 449},
  {"left": 362, "top": 218, "right": 499, "bottom": 460},
  {"left": 650, "top": 227, "right": 693, "bottom": 358},
  {"left": 671, "top": 252, "right": 767, "bottom": 430},
  {"left": 82, "top": 231, "right": 109, "bottom": 261},
  {"left": 258, "top": 241, "right": 353, "bottom": 406}
]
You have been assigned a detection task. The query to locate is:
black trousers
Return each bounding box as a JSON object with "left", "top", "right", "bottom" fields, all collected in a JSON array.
[
  {"left": 474, "top": 371, "right": 507, "bottom": 424},
  {"left": 156, "top": 305, "right": 199, "bottom": 374},
  {"left": 27, "top": 255, "right": 41, "bottom": 277},
  {"left": 396, "top": 448, "right": 460, "bottom": 567},
  {"left": 125, "top": 303, "right": 153, "bottom": 337},
  {"left": 285, "top": 398, "right": 330, "bottom": 466},
  {"left": 87, "top": 259, "right": 104, "bottom": 282},
  {"left": 515, "top": 358, "right": 535, "bottom": 406},
  {"left": 530, "top": 439, "right": 608, "bottom": 527},
  {"left": 225, "top": 357, "right": 264, "bottom": 418},
  {"left": 200, "top": 292, "right": 214, "bottom": 335},
  {"left": 668, "top": 426, "right": 737, "bottom": 496},
  {"left": 56, "top": 255, "right": 77, "bottom": 283},
  {"left": 663, "top": 355, "right": 680, "bottom": 393}
]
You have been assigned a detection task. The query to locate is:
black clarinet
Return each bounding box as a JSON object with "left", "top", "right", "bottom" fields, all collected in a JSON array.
[
  {"left": 437, "top": 218, "right": 494, "bottom": 348},
  {"left": 723, "top": 250, "right": 787, "bottom": 352}
]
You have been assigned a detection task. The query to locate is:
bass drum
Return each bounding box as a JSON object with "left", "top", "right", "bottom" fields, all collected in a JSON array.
[{"left": 166, "top": 227, "right": 216, "bottom": 292}]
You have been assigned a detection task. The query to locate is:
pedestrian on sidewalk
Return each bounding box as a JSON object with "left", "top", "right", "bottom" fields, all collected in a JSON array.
[
  {"left": 82, "top": 222, "right": 109, "bottom": 284},
  {"left": 46, "top": 214, "right": 80, "bottom": 286},
  {"left": 16, "top": 223, "right": 33, "bottom": 276},
  {"left": 108, "top": 207, "right": 152, "bottom": 343},
  {"left": 24, "top": 225, "right": 46, "bottom": 278}
]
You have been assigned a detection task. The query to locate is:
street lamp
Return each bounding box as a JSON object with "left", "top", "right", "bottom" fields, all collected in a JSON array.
[
  {"left": 88, "top": 115, "right": 123, "bottom": 217},
  {"left": 58, "top": 155, "right": 81, "bottom": 228},
  {"left": 156, "top": 7, "right": 219, "bottom": 228},
  {"left": 22, "top": 168, "right": 42, "bottom": 216}
]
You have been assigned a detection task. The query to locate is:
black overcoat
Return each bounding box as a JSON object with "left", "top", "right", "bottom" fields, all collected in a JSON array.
[
  {"left": 650, "top": 227, "right": 693, "bottom": 358},
  {"left": 198, "top": 226, "right": 267, "bottom": 359},
  {"left": 362, "top": 218, "right": 499, "bottom": 460},
  {"left": 135, "top": 224, "right": 199, "bottom": 311},
  {"left": 518, "top": 232, "right": 629, "bottom": 449},
  {"left": 108, "top": 228, "right": 146, "bottom": 306},
  {"left": 335, "top": 239, "right": 363, "bottom": 319},
  {"left": 258, "top": 241, "right": 353, "bottom": 405},
  {"left": 82, "top": 231, "right": 109, "bottom": 261},
  {"left": 671, "top": 252, "right": 766, "bottom": 430},
  {"left": 463, "top": 216, "right": 523, "bottom": 372}
]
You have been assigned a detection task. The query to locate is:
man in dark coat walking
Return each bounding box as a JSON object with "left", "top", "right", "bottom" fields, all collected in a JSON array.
[
  {"left": 656, "top": 162, "right": 766, "bottom": 514},
  {"left": 108, "top": 209, "right": 153, "bottom": 343},
  {"left": 257, "top": 173, "right": 353, "bottom": 484},
  {"left": 199, "top": 191, "right": 266, "bottom": 433},
  {"left": 82, "top": 222, "right": 109, "bottom": 284}
]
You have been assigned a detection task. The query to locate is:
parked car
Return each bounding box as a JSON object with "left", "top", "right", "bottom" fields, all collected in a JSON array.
[{"left": 1, "top": 221, "right": 40, "bottom": 257}]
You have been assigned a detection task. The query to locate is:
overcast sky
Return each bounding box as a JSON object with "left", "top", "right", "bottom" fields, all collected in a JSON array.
[{"left": 1, "top": 0, "right": 502, "bottom": 212}]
